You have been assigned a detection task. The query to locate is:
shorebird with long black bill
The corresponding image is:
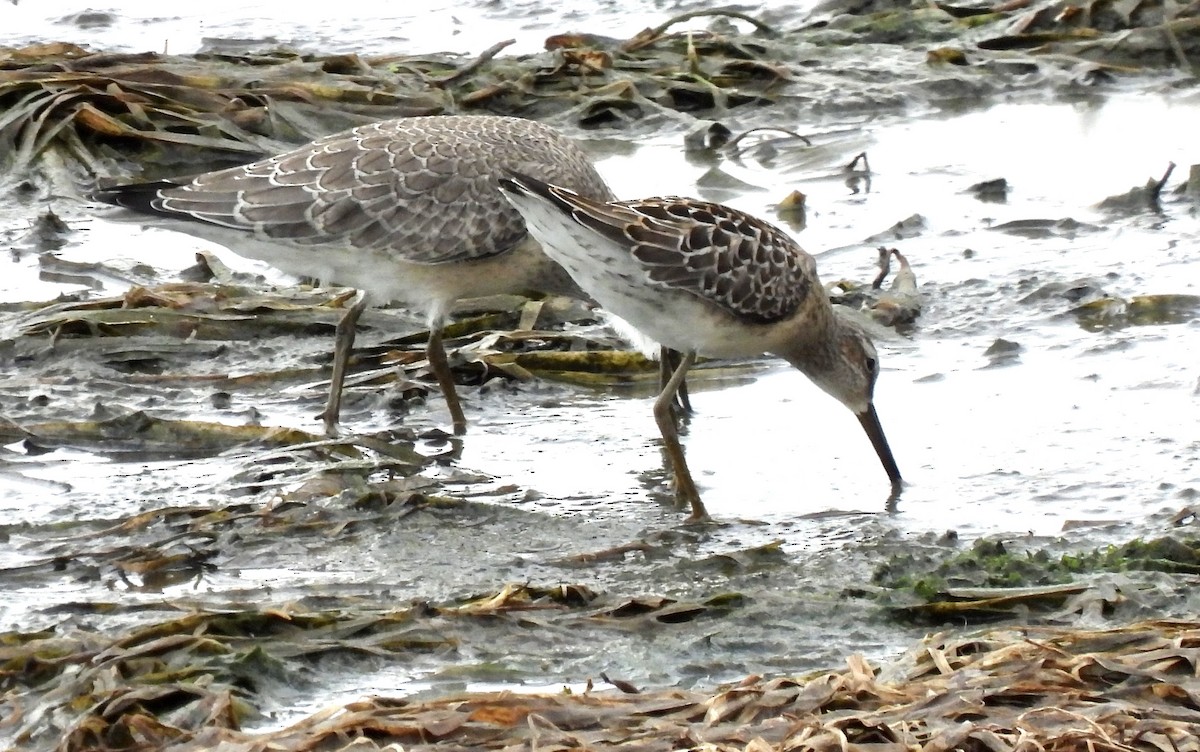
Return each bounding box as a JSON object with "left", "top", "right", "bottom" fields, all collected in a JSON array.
[
  {"left": 500, "top": 172, "right": 903, "bottom": 521},
  {"left": 92, "top": 115, "right": 617, "bottom": 436}
]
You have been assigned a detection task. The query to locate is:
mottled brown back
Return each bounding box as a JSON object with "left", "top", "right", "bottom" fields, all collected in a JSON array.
[
  {"left": 507, "top": 173, "right": 820, "bottom": 325},
  {"left": 98, "top": 115, "right": 616, "bottom": 265}
]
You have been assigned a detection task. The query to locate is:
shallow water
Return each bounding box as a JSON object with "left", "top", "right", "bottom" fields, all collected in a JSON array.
[
  {"left": 383, "top": 95, "right": 1200, "bottom": 537},
  {"left": 2, "top": 2, "right": 1200, "bottom": 741},
  {"left": 4, "top": 0, "right": 799, "bottom": 56},
  {"left": 6, "top": 92, "right": 1197, "bottom": 602}
]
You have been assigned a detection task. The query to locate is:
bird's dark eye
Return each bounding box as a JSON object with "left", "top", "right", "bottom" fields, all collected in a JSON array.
[{"left": 865, "top": 357, "right": 877, "bottom": 374}]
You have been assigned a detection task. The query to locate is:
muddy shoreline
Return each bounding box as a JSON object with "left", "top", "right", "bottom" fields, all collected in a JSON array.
[{"left": 3, "top": 2, "right": 1200, "bottom": 749}]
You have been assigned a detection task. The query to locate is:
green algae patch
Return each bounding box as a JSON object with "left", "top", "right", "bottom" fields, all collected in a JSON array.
[
  {"left": 872, "top": 536, "right": 1200, "bottom": 622},
  {"left": 1071, "top": 294, "right": 1200, "bottom": 331}
]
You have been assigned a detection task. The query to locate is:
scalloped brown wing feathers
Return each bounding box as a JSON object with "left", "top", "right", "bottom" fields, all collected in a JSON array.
[{"left": 553, "top": 191, "right": 819, "bottom": 324}]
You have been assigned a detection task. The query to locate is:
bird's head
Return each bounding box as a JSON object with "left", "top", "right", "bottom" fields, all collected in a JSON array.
[{"left": 781, "top": 310, "right": 902, "bottom": 491}]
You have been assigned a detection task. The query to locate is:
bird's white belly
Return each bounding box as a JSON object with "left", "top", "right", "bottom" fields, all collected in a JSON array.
[
  {"left": 143, "top": 222, "right": 561, "bottom": 316},
  {"left": 601, "top": 282, "right": 784, "bottom": 358},
  {"left": 550, "top": 241, "right": 782, "bottom": 358},
  {"left": 183, "top": 232, "right": 451, "bottom": 310}
]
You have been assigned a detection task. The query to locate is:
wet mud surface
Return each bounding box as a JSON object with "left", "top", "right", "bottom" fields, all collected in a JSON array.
[{"left": 3, "top": 1, "right": 1200, "bottom": 749}]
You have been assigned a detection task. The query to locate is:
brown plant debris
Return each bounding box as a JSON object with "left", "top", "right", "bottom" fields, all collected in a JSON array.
[
  {"left": 1, "top": 280, "right": 756, "bottom": 440},
  {"left": 0, "top": 17, "right": 790, "bottom": 180},
  {"left": 7, "top": 617, "right": 1198, "bottom": 751},
  {"left": 4, "top": 2, "right": 1199, "bottom": 186},
  {"left": 826, "top": 247, "right": 923, "bottom": 328}
]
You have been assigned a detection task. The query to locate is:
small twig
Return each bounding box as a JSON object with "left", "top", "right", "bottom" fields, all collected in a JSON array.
[
  {"left": 600, "top": 673, "right": 641, "bottom": 694},
  {"left": 1149, "top": 161, "right": 1176, "bottom": 207},
  {"left": 1100, "top": 17, "right": 1200, "bottom": 74},
  {"left": 432, "top": 39, "right": 514, "bottom": 88},
  {"left": 872, "top": 247, "right": 894, "bottom": 290},
  {"left": 1160, "top": 1, "right": 1196, "bottom": 73},
  {"left": 724, "top": 127, "right": 813, "bottom": 159},
  {"left": 726, "top": 127, "right": 813, "bottom": 149},
  {"left": 555, "top": 541, "right": 654, "bottom": 565},
  {"left": 623, "top": 7, "right": 777, "bottom": 51},
  {"left": 846, "top": 152, "right": 870, "bottom": 173},
  {"left": 1163, "top": 24, "right": 1191, "bottom": 71},
  {"left": 645, "top": 7, "right": 777, "bottom": 37},
  {"left": 459, "top": 81, "right": 513, "bottom": 105}
]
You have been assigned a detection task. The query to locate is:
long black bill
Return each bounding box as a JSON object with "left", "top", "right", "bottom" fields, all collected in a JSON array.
[{"left": 856, "top": 403, "right": 903, "bottom": 494}]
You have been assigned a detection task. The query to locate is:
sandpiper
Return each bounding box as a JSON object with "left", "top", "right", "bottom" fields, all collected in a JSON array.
[
  {"left": 500, "top": 172, "right": 903, "bottom": 521},
  {"left": 93, "top": 115, "right": 616, "bottom": 435}
]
